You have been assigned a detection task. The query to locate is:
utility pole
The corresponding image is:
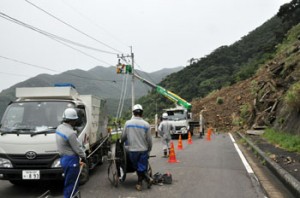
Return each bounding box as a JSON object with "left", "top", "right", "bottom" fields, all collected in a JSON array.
[
  {"left": 116, "top": 47, "right": 135, "bottom": 111},
  {"left": 130, "top": 46, "right": 135, "bottom": 109}
]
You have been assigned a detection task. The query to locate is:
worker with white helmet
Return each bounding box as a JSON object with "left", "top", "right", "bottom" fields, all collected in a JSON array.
[
  {"left": 158, "top": 112, "right": 175, "bottom": 158},
  {"left": 121, "top": 104, "right": 153, "bottom": 191},
  {"left": 56, "top": 108, "right": 87, "bottom": 198}
]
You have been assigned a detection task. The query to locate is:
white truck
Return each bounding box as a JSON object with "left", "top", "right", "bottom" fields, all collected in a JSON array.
[
  {"left": 133, "top": 73, "right": 199, "bottom": 139},
  {"left": 164, "top": 106, "right": 199, "bottom": 139},
  {"left": 0, "top": 84, "right": 109, "bottom": 185}
]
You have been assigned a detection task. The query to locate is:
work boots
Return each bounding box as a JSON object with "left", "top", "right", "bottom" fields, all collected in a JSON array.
[
  {"left": 135, "top": 182, "right": 142, "bottom": 191},
  {"left": 135, "top": 172, "right": 153, "bottom": 190},
  {"left": 163, "top": 149, "right": 168, "bottom": 158},
  {"left": 144, "top": 173, "right": 154, "bottom": 189},
  {"left": 135, "top": 174, "right": 143, "bottom": 191}
]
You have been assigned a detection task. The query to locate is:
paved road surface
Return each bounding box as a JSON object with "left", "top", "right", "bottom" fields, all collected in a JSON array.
[{"left": 0, "top": 133, "right": 268, "bottom": 198}]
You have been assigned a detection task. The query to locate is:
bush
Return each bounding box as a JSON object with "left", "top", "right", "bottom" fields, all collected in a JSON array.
[
  {"left": 216, "top": 97, "right": 224, "bottom": 105},
  {"left": 240, "top": 103, "right": 251, "bottom": 119},
  {"left": 284, "top": 82, "right": 300, "bottom": 110}
]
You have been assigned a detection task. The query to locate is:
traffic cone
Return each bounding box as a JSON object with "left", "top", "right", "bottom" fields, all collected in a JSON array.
[
  {"left": 168, "top": 141, "right": 179, "bottom": 163},
  {"left": 206, "top": 128, "right": 211, "bottom": 141},
  {"left": 177, "top": 134, "right": 183, "bottom": 150},
  {"left": 187, "top": 131, "right": 193, "bottom": 144}
]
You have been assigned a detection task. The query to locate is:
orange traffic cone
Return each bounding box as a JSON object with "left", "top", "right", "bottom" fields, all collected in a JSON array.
[
  {"left": 168, "top": 141, "right": 179, "bottom": 163},
  {"left": 177, "top": 134, "right": 183, "bottom": 150},
  {"left": 187, "top": 131, "right": 193, "bottom": 144},
  {"left": 206, "top": 128, "right": 211, "bottom": 141}
]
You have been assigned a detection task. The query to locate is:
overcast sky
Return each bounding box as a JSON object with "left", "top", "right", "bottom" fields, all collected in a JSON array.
[{"left": 0, "top": 0, "right": 291, "bottom": 92}]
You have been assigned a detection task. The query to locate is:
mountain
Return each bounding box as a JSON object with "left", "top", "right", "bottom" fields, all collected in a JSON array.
[
  {"left": 191, "top": 23, "right": 300, "bottom": 136},
  {"left": 138, "top": 1, "right": 300, "bottom": 121},
  {"left": 142, "top": 1, "right": 300, "bottom": 137},
  {"left": 0, "top": 66, "right": 183, "bottom": 118}
]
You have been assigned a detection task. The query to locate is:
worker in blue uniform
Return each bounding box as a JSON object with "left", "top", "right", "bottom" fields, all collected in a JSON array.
[
  {"left": 121, "top": 104, "right": 153, "bottom": 191},
  {"left": 56, "top": 108, "right": 87, "bottom": 198}
]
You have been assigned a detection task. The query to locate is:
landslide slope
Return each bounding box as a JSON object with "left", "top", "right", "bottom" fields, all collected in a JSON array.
[{"left": 191, "top": 24, "right": 300, "bottom": 136}]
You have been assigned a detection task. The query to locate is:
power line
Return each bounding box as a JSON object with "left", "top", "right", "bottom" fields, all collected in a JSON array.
[
  {"left": 0, "top": 11, "right": 116, "bottom": 66},
  {"left": 0, "top": 71, "right": 30, "bottom": 78},
  {"left": 0, "top": 11, "right": 118, "bottom": 56},
  {"left": 134, "top": 61, "right": 157, "bottom": 84},
  {"left": 0, "top": 54, "right": 121, "bottom": 83},
  {"left": 25, "top": 0, "right": 124, "bottom": 54},
  {"left": 117, "top": 50, "right": 157, "bottom": 90},
  {"left": 0, "top": 11, "right": 155, "bottom": 95},
  {"left": 0, "top": 55, "right": 58, "bottom": 72},
  {"left": 61, "top": 0, "right": 129, "bottom": 49},
  {"left": 116, "top": 74, "right": 129, "bottom": 119},
  {"left": 52, "top": 36, "right": 112, "bottom": 66}
]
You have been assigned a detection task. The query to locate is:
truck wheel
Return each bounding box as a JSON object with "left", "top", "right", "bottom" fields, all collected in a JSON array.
[{"left": 79, "top": 163, "right": 90, "bottom": 185}]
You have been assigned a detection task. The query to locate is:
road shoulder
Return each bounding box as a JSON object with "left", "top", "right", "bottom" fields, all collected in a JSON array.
[{"left": 233, "top": 133, "right": 295, "bottom": 198}]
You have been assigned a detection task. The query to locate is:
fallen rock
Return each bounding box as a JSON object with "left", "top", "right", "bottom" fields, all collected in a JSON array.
[{"left": 269, "top": 154, "right": 278, "bottom": 162}]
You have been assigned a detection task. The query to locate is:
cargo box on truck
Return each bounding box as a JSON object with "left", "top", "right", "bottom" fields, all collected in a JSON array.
[{"left": 0, "top": 85, "right": 109, "bottom": 185}]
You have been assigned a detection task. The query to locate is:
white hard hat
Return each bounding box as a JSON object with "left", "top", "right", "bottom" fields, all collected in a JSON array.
[
  {"left": 162, "top": 112, "right": 168, "bottom": 119},
  {"left": 132, "top": 104, "right": 143, "bottom": 112},
  {"left": 62, "top": 108, "right": 78, "bottom": 120}
]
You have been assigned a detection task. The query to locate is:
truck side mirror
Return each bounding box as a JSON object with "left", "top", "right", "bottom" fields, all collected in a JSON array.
[{"left": 188, "top": 113, "right": 192, "bottom": 119}]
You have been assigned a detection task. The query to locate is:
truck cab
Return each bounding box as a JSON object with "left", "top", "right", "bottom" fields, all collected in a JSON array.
[
  {"left": 164, "top": 106, "right": 193, "bottom": 139},
  {"left": 0, "top": 85, "right": 108, "bottom": 185}
]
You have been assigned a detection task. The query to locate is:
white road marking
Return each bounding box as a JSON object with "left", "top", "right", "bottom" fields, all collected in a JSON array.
[
  {"left": 229, "top": 133, "right": 268, "bottom": 198},
  {"left": 229, "top": 133, "right": 254, "bottom": 174}
]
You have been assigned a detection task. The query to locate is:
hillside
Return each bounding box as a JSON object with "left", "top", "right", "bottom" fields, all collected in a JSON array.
[
  {"left": 138, "top": 14, "right": 287, "bottom": 118},
  {"left": 138, "top": 1, "right": 300, "bottom": 128},
  {"left": 0, "top": 66, "right": 183, "bottom": 118},
  {"left": 160, "top": 0, "right": 300, "bottom": 102},
  {"left": 191, "top": 24, "right": 300, "bottom": 136}
]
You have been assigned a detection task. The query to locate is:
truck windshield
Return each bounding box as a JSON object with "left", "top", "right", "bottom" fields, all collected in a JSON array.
[
  {"left": 0, "top": 101, "right": 75, "bottom": 134},
  {"left": 166, "top": 110, "right": 186, "bottom": 120}
]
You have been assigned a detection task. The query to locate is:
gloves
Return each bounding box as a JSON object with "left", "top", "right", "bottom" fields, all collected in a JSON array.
[{"left": 81, "top": 157, "right": 88, "bottom": 165}]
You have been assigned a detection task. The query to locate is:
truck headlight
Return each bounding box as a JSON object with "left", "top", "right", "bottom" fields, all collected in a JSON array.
[
  {"left": 180, "top": 127, "right": 187, "bottom": 133},
  {"left": 0, "top": 157, "right": 13, "bottom": 168},
  {"left": 51, "top": 158, "right": 61, "bottom": 168}
]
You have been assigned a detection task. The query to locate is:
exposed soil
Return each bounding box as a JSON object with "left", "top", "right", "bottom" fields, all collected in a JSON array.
[
  {"left": 191, "top": 76, "right": 255, "bottom": 132},
  {"left": 191, "top": 73, "right": 300, "bottom": 182},
  {"left": 190, "top": 47, "right": 300, "bottom": 183}
]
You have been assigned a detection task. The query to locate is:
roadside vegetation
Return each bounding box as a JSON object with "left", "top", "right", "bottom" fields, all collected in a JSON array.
[
  {"left": 263, "top": 128, "right": 300, "bottom": 153},
  {"left": 284, "top": 82, "right": 300, "bottom": 110},
  {"left": 140, "top": 0, "right": 300, "bottom": 120}
]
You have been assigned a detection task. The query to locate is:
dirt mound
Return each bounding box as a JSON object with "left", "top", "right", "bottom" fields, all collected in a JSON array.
[
  {"left": 190, "top": 28, "right": 300, "bottom": 187},
  {"left": 191, "top": 39, "right": 300, "bottom": 134},
  {"left": 191, "top": 76, "right": 255, "bottom": 132}
]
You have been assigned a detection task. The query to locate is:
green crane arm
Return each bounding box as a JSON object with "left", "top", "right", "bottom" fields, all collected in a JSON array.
[
  {"left": 133, "top": 73, "right": 192, "bottom": 110},
  {"left": 156, "top": 86, "right": 192, "bottom": 110}
]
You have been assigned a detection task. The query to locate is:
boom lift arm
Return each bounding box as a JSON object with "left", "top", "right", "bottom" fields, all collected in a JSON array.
[{"left": 133, "top": 73, "right": 192, "bottom": 110}]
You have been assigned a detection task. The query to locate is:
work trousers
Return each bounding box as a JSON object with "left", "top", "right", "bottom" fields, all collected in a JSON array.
[
  {"left": 128, "top": 151, "right": 149, "bottom": 175},
  {"left": 162, "top": 136, "right": 171, "bottom": 150},
  {"left": 61, "top": 155, "right": 80, "bottom": 198}
]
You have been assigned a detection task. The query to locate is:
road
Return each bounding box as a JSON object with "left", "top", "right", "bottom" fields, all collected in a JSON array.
[{"left": 0, "top": 133, "right": 269, "bottom": 198}]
